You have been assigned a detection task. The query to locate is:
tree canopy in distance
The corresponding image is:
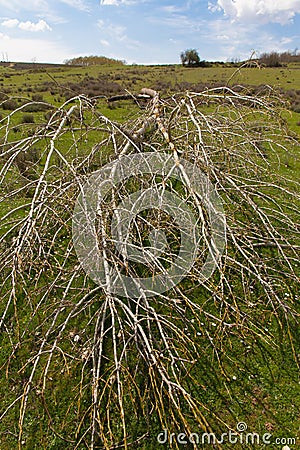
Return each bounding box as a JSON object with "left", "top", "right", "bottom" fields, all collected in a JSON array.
[{"left": 180, "top": 48, "right": 201, "bottom": 67}]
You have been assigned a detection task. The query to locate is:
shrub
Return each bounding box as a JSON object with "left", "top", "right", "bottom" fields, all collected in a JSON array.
[
  {"left": 292, "top": 103, "right": 300, "bottom": 113},
  {"left": 23, "top": 103, "right": 49, "bottom": 112},
  {"left": 21, "top": 113, "right": 35, "bottom": 123},
  {"left": 32, "top": 93, "right": 44, "bottom": 102},
  {"left": 64, "top": 78, "right": 123, "bottom": 100},
  {"left": 14, "top": 147, "right": 40, "bottom": 178},
  {"left": 2, "top": 99, "right": 18, "bottom": 110},
  {"left": 259, "top": 52, "right": 282, "bottom": 67}
]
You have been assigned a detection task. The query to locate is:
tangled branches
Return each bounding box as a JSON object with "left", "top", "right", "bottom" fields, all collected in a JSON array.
[{"left": 0, "top": 86, "right": 299, "bottom": 449}]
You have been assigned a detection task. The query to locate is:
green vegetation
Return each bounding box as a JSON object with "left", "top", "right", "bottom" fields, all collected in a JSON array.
[
  {"left": 64, "top": 55, "right": 125, "bottom": 66},
  {"left": 259, "top": 49, "right": 300, "bottom": 67},
  {"left": 0, "top": 61, "right": 299, "bottom": 449},
  {"left": 1, "top": 60, "right": 300, "bottom": 116},
  {"left": 180, "top": 48, "right": 201, "bottom": 67}
]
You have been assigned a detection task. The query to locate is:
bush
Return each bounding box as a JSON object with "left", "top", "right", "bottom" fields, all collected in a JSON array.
[
  {"left": 14, "top": 147, "right": 40, "bottom": 178},
  {"left": 24, "top": 103, "right": 48, "bottom": 112},
  {"left": 32, "top": 93, "right": 44, "bottom": 102},
  {"left": 292, "top": 103, "right": 300, "bottom": 113},
  {"left": 44, "top": 110, "right": 55, "bottom": 122},
  {"left": 259, "top": 51, "right": 282, "bottom": 67},
  {"left": 64, "top": 78, "right": 123, "bottom": 100},
  {"left": 2, "top": 99, "right": 18, "bottom": 110},
  {"left": 21, "top": 113, "right": 35, "bottom": 123}
]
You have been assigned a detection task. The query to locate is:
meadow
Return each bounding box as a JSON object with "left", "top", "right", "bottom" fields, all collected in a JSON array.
[
  {"left": 1, "top": 60, "right": 300, "bottom": 128},
  {"left": 0, "top": 61, "right": 299, "bottom": 449}
]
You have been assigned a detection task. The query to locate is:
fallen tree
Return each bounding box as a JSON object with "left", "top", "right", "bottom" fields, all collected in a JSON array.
[{"left": 0, "top": 85, "right": 299, "bottom": 449}]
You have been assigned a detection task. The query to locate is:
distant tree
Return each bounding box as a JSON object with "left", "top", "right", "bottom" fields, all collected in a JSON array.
[
  {"left": 257, "top": 49, "right": 300, "bottom": 67},
  {"left": 259, "top": 52, "right": 281, "bottom": 67},
  {"left": 64, "top": 55, "right": 125, "bottom": 66},
  {"left": 180, "top": 49, "right": 201, "bottom": 67}
]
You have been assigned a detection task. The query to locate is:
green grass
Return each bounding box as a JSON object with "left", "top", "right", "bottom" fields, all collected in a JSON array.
[{"left": 1, "top": 62, "right": 300, "bottom": 135}]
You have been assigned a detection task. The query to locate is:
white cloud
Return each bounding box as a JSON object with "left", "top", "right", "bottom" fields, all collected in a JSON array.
[
  {"left": 0, "top": 0, "right": 87, "bottom": 22},
  {"left": 208, "top": 1, "right": 221, "bottom": 13},
  {"left": 0, "top": 0, "right": 89, "bottom": 10},
  {"left": 168, "top": 37, "right": 180, "bottom": 44},
  {"left": 0, "top": 0, "right": 48, "bottom": 12},
  {"left": 214, "top": 0, "right": 300, "bottom": 25},
  {"left": 100, "top": 0, "right": 138, "bottom": 5},
  {"left": 1, "top": 18, "right": 52, "bottom": 32},
  {"left": 59, "top": 0, "right": 89, "bottom": 11},
  {"left": 0, "top": 31, "right": 10, "bottom": 39},
  {"left": 148, "top": 13, "right": 203, "bottom": 34},
  {"left": 100, "top": 0, "right": 119, "bottom": 4},
  {"left": 199, "top": 17, "right": 298, "bottom": 61},
  {"left": 100, "top": 39, "right": 110, "bottom": 46},
  {"left": 19, "top": 19, "right": 52, "bottom": 32},
  {"left": 1, "top": 18, "right": 20, "bottom": 28},
  {"left": 97, "top": 19, "right": 141, "bottom": 49},
  {"left": 280, "top": 37, "right": 293, "bottom": 45},
  {"left": 97, "top": 19, "right": 126, "bottom": 37},
  {"left": 161, "top": 5, "right": 187, "bottom": 13}
]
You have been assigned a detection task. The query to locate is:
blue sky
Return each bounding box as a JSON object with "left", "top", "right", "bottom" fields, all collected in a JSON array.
[{"left": 0, "top": 0, "right": 300, "bottom": 64}]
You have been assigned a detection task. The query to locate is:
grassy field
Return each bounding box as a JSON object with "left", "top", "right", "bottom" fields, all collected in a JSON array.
[
  {"left": 0, "top": 62, "right": 300, "bottom": 449},
  {"left": 1, "top": 61, "right": 300, "bottom": 102},
  {"left": 1, "top": 61, "right": 300, "bottom": 137}
]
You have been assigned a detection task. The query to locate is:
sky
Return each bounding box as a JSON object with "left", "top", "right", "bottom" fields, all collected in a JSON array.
[{"left": 0, "top": 0, "right": 300, "bottom": 64}]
